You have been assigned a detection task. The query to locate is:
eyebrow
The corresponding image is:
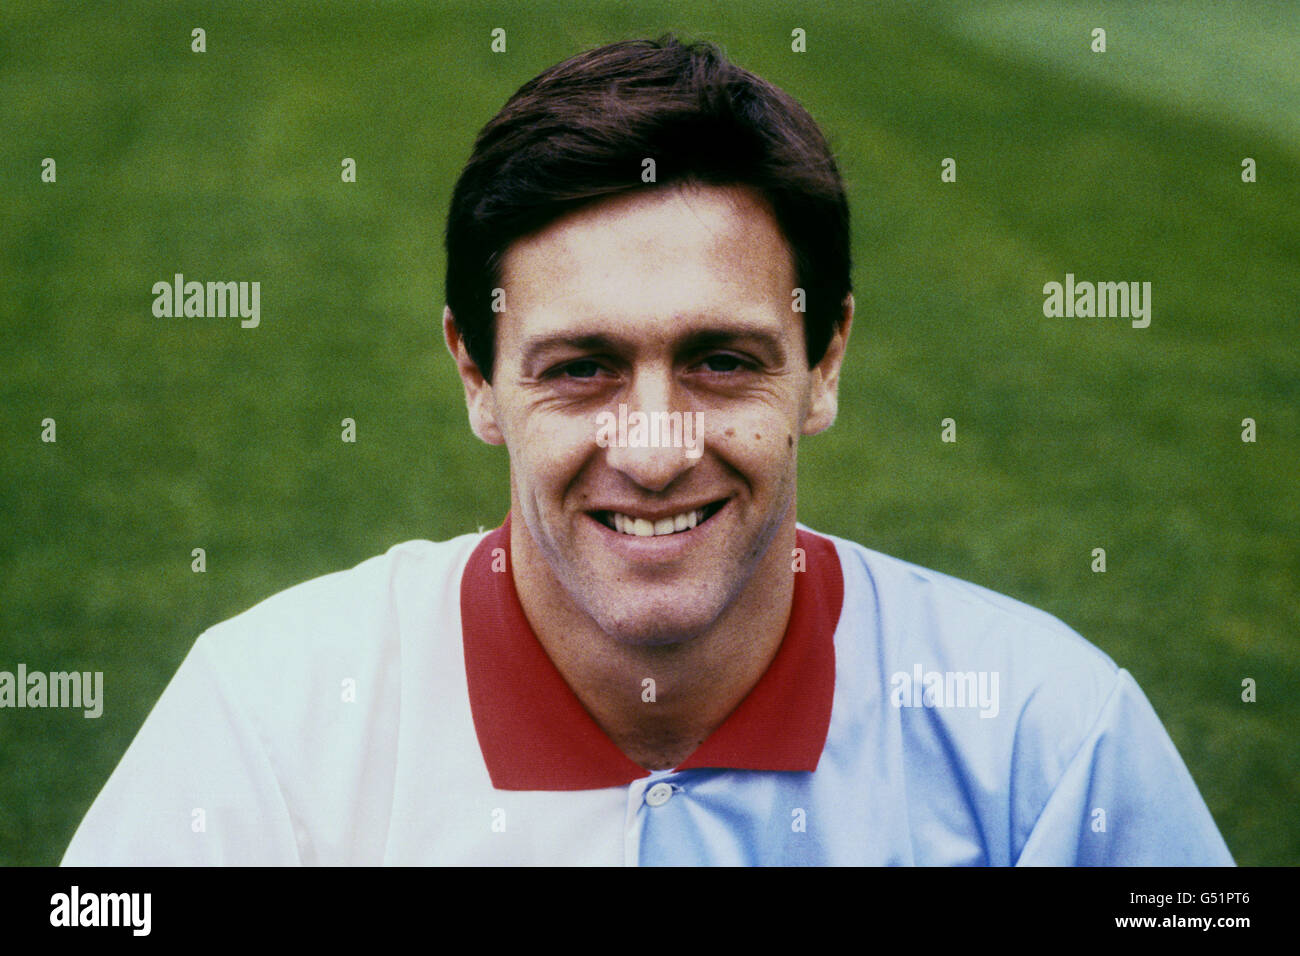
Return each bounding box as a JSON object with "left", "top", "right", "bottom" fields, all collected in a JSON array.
[{"left": 519, "top": 322, "right": 788, "bottom": 365}]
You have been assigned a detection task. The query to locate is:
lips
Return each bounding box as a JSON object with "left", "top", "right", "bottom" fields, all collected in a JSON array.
[{"left": 593, "top": 500, "right": 727, "bottom": 537}]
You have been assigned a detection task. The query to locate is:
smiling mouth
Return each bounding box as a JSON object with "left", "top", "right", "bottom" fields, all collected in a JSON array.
[{"left": 592, "top": 500, "right": 728, "bottom": 537}]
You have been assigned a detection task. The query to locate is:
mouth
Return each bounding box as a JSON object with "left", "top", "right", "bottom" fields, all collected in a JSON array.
[{"left": 591, "top": 499, "right": 728, "bottom": 538}]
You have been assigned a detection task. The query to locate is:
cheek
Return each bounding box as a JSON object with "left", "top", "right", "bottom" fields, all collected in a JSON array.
[
  {"left": 506, "top": 408, "right": 597, "bottom": 494},
  {"left": 708, "top": 405, "right": 800, "bottom": 481}
]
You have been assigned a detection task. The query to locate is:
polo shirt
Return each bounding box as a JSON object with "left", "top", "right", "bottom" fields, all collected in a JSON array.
[{"left": 61, "top": 517, "right": 1234, "bottom": 865}]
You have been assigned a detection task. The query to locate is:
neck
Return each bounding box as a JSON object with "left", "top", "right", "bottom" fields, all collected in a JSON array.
[{"left": 512, "top": 516, "right": 797, "bottom": 770}]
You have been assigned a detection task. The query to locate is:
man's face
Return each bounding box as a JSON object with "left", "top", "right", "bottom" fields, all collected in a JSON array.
[{"left": 448, "top": 183, "right": 849, "bottom": 647}]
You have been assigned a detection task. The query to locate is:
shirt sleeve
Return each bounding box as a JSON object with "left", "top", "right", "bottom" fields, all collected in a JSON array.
[
  {"left": 1015, "top": 668, "right": 1234, "bottom": 866},
  {"left": 61, "top": 634, "right": 303, "bottom": 865}
]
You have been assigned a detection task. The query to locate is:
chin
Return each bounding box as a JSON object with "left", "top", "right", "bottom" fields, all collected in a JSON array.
[{"left": 584, "top": 588, "right": 731, "bottom": 648}]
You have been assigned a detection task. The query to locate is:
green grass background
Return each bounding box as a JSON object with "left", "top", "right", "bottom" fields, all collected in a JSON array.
[{"left": 1, "top": 0, "right": 1295, "bottom": 865}]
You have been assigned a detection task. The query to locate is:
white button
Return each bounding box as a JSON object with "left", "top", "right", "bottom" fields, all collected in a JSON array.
[{"left": 645, "top": 782, "right": 674, "bottom": 807}]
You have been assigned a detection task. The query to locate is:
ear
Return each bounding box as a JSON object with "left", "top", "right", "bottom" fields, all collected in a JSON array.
[
  {"left": 802, "top": 294, "right": 854, "bottom": 436},
  {"left": 443, "top": 305, "right": 505, "bottom": 446}
]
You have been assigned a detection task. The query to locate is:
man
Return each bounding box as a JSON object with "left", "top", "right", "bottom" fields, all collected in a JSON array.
[{"left": 63, "top": 37, "right": 1232, "bottom": 865}]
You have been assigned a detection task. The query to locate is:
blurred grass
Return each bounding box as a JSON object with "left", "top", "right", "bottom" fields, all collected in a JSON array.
[{"left": 1, "top": 0, "right": 1295, "bottom": 865}]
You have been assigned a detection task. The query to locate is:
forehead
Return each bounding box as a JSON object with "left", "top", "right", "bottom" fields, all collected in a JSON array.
[{"left": 498, "top": 184, "right": 797, "bottom": 345}]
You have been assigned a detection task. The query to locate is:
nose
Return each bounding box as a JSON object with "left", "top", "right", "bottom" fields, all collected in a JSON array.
[{"left": 601, "top": 369, "right": 701, "bottom": 493}]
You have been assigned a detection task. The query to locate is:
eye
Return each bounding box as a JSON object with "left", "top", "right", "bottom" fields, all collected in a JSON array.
[
  {"left": 699, "top": 353, "right": 748, "bottom": 373},
  {"left": 557, "top": 359, "right": 604, "bottom": 379}
]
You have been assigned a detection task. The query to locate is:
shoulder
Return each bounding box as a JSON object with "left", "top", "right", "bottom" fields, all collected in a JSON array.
[
  {"left": 198, "top": 533, "right": 483, "bottom": 667},
  {"left": 185, "top": 532, "right": 486, "bottom": 737},
  {"left": 809, "top": 524, "right": 1119, "bottom": 692},
  {"left": 804, "top": 525, "right": 1137, "bottom": 860},
  {"left": 192, "top": 532, "right": 485, "bottom": 827},
  {"left": 61, "top": 534, "right": 489, "bottom": 865}
]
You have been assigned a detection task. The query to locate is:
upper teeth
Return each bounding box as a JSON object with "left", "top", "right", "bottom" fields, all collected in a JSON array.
[{"left": 610, "top": 508, "right": 706, "bottom": 536}]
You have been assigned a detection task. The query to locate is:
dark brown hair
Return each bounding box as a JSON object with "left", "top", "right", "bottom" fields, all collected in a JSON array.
[{"left": 445, "top": 35, "right": 851, "bottom": 382}]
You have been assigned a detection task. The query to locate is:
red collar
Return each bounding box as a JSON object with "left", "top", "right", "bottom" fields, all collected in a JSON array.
[{"left": 459, "top": 513, "right": 843, "bottom": 790}]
